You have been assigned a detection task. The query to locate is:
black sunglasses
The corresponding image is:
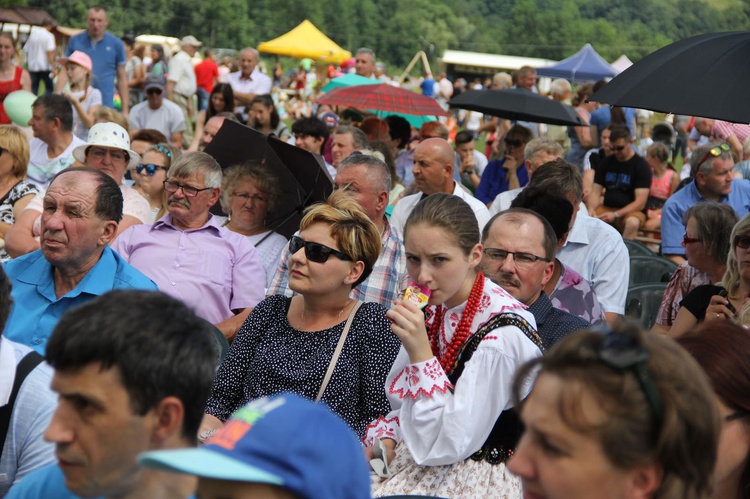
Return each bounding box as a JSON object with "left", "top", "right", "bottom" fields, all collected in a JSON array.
[
  {"left": 596, "top": 328, "right": 664, "bottom": 426},
  {"left": 611, "top": 144, "right": 628, "bottom": 152},
  {"left": 147, "top": 88, "right": 163, "bottom": 95},
  {"left": 504, "top": 139, "right": 524, "bottom": 148},
  {"left": 289, "top": 235, "right": 352, "bottom": 264},
  {"left": 734, "top": 235, "right": 750, "bottom": 249},
  {"left": 136, "top": 163, "right": 166, "bottom": 176}
]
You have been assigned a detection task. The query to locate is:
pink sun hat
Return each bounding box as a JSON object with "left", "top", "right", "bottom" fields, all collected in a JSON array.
[{"left": 59, "top": 50, "right": 93, "bottom": 72}]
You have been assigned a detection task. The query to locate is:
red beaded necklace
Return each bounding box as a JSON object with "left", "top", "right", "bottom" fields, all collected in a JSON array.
[{"left": 428, "top": 272, "right": 485, "bottom": 374}]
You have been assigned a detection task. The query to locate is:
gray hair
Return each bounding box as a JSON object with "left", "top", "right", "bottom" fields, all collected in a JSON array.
[
  {"left": 220, "top": 161, "right": 281, "bottom": 216},
  {"left": 549, "top": 79, "right": 572, "bottom": 98},
  {"left": 485, "top": 209, "right": 557, "bottom": 261},
  {"left": 168, "top": 151, "right": 222, "bottom": 189},
  {"left": 684, "top": 202, "right": 737, "bottom": 265},
  {"left": 524, "top": 138, "right": 564, "bottom": 163},
  {"left": 694, "top": 143, "right": 732, "bottom": 176},
  {"left": 335, "top": 125, "right": 369, "bottom": 150},
  {"left": 356, "top": 47, "right": 376, "bottom": 60},
  {"left": 338, "top": 154, "right": 392, "bottom": 194},
  {"left": 240, "top": 47, "right": 259, "bottom": 59}
]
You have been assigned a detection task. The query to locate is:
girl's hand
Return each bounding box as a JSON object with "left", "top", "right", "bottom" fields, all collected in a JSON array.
[{"left": 386, "top": 299, "right": 433, "bottom": 364}]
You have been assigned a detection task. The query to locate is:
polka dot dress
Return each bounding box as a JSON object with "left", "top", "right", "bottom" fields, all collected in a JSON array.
[{"left": 205, "top": 295, "right": 401, "bottom": 438}]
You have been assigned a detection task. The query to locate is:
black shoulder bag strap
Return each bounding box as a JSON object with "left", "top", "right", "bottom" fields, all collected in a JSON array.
[{"left": 0, "top": 351, "right": 45, "bottom": 458}]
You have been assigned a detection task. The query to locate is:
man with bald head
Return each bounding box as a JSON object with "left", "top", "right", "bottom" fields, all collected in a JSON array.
[
  {"left": 390, "top": 138, "right": 490, "bottom": 237},
  {"left": 227, "top": 48, "right": 272, "bottom": 121},
  {"left": 395, "top": 121, "right": 462, "bottom": 187},
  {"left": 195, "top": 112, "right": 239, "bottom": 151}
]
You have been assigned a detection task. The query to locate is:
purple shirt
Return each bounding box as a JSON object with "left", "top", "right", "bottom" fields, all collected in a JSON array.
[{"left": 112, "top": 214, "right": 264, "bottom": 323}]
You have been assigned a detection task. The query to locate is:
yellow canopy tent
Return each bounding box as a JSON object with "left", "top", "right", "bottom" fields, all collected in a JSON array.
[{"left": 257, "top": 20, "right": 352, "bottom": 65}]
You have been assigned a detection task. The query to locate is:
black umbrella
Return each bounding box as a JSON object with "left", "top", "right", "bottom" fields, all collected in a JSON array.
[
  {"left": 448, "top": 87, "right": 585, "bottom": 126},
  {"left": 203, "top": 120, "right": 333, "bottom": 238},
  {"left": 589, "top": 31, "right": 750, "bottom": 123}
]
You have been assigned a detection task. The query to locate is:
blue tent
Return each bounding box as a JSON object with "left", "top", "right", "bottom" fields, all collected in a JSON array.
[{"left": 536, "top": 44, "right": 617, "bottom": 82}]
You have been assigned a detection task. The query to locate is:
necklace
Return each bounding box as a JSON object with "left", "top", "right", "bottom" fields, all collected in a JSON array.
[
  {"left": 300, "top": 298, "right": 352, "bottom": 329},
  {"left": 428, "top": 272, "right": 485, "bottom": 374}
]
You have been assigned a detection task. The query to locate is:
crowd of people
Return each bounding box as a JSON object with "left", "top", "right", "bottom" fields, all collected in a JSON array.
[{"left": 0, "top": 5, "right": 749, "bottom": 499}]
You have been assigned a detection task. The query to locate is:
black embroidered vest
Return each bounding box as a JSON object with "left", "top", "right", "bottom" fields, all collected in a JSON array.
[{"left": 447, "top": 313, "right": 543, "bottom": 465}]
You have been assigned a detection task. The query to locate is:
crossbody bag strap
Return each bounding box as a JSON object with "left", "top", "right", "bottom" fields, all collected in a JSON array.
[
  {"left": 315, "top": 300, "right": 364, "bottom": 402},
  {"left": 0, "top": 351, "right": 44, "bottom": 457}
]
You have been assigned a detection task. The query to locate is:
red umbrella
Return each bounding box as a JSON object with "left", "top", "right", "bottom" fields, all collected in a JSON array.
[{"left": 317, "top": 84, "right": 449, "bottom": 117}]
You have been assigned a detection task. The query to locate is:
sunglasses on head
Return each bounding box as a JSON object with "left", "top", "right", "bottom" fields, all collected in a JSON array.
[
  {"left": 698, "top": 142, "right": 731, "bottom": 168},
  {"left": 595, "top": 327, "right": 664, "bottom": 427},
  {"left": 734, "top": 235, "right": 750, "bottom": 249},
  {"left": 289, "top": 235, "right": 352, "bottom": 264},
  {"left": 136, "top": 163, "right": 166, "bottom": 176}
]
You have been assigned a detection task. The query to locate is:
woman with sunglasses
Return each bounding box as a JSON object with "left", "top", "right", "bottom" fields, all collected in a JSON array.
[
  {"left": 508, "top": 324, "right": 720, "bottom": 499},
  {"left": 135, "top": 143, "right": 181, "bottom": 222},
  {"left": 0, "top": 125, "right": 38, "bottom": 262},
  {"left": 220, "top": 162, "right": 287, "bottom": 287},
  {"left": 367, "top": 194, "right": 542, "bottom": 498},
  {"left": 565, "top": 83, "right": 598, "bottom": 170},
  {"left": 652, "top": 203, "right": 735, "bottom": 334},
  {"left": 679, "top": 321, "right": 750, "bottom": 499},
  {"left": 189, "top": 83, "right": 234, "bottom": 151},
  {"left": 669, "top": 213, "right": 750, "bottom": 337},
  {"left": 199, "top": 190, "right": 400, "bottom": 440}
]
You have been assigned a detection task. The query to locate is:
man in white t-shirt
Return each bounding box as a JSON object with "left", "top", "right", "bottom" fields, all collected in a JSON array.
[
  {"left": 26, "top": 95, "right": 86, "bottom": 190},
  {"left": 227, "top": 48, "right": 272, "bottom": 121},
  {"left": 390, "top": 138, "right": 490, "bottom": 237},
  {"left": 23, "top": 23, "right": 56, "bottom": 95},
  {"left": 130, "top": 74, "right": 186, "bottom": 149}
]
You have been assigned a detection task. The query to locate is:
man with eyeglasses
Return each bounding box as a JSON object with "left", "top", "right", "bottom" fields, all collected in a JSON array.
[
  {"left": 661, "top": 142, "right": 750, "bottom": 264},
  {"left": 474, "top": 124, "right": 534, "bottom": 205},
  {"left": 480, "top": 209, "right": 589, "bottom": 349},
  {"left": 129, "top": 74, "right": 186, "bottom": 149},
  {"left": 113, "top": 152, "right": 265, "bottom": 341},
  {"left": 3, "top": 168, "right": 157, "bottom": 354},
  {"left": 585, "top": 124, "right": 651, "bottom": 240}
]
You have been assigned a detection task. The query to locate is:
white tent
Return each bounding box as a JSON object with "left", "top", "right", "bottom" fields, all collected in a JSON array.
[{"left": 611, "top": 54, "right": 633, "bottom": 73}]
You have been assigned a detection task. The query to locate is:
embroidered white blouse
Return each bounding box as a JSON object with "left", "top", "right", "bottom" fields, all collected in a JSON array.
[{"left": 363, "top": 278, "right": 542, "bottom": 466}]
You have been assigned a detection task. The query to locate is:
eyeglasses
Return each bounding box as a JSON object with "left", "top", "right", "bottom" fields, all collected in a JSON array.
[
  {"left": 596, "top": 329, "right": 664, "bottom": 426},
  {"left": 483, "top": 248, "right": 550, "bottom": 269},
  {"left": 698, "top": 142, "right": 731, "bottom": 168},
  {"left": 136, "top": 163, "right": 167, "bottom": 176},
  {"left": 289, "top": 235, "right": 352, "bottom": 263},
  {"left": 147, "top": 88, "right": 163, "bottom": 95},
  {"left": 504, "top": 139, "right": 524, "bottom": 148},
  {"left": 734, "top": 235, "right": 750, "bottom": 249},
  {"left": 88, "top": 147, "right": 127, "bottom": 162},
  {"left": 682, "top": 233, "right": 701, "bottom": 245},
  {"left": 163, "top": 179, "right": 213, "bottom": 197},
  {"left": 233, "top": 192, "right": 267, "bottom": 204}
]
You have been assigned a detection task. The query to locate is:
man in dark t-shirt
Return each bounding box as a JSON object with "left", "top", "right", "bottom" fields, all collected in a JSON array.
[{"left": 586, "top": 124, "right": 651, "bottom": 240}]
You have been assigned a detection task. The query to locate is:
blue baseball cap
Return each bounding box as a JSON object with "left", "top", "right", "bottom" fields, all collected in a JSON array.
[{"left": 138, "top": 393, "right": 371, "bottom": 499}]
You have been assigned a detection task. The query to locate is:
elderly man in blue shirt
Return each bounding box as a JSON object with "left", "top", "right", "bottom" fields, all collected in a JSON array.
[{"left": 2, "top": 168, "right": 156, "bottom": 354}]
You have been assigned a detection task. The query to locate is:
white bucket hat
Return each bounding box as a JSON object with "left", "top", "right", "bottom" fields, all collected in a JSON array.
[{"left": 72, "top": 122, "right": 140, "bottom": 169}]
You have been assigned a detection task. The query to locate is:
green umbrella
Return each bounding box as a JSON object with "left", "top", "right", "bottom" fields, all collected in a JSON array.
[{"left": 322, "top": 73, "right": 381, "bottom": 92}]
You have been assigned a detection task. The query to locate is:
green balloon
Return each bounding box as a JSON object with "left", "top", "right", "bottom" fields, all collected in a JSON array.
[{"left": 4, "top": 90, "right": 37, "bottom": 127}]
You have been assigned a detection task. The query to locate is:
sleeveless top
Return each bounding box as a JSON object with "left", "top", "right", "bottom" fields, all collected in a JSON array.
[
  {"left": 0, "top": 66, "right": 23, "bottom": 125},
  {"left": 647, "top": 169, "right": 674, "bottom": 210},
  {"left": 448, "top": 313, "right": 543, "bottom": 465}
]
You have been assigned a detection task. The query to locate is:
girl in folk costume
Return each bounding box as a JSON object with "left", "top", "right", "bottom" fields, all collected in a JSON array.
[
  {"left": 366, "top": 193, "right": 543, "bottom": 498},
  {"left": 60, "top": 51, "right": 102, "bottom": 141}
]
